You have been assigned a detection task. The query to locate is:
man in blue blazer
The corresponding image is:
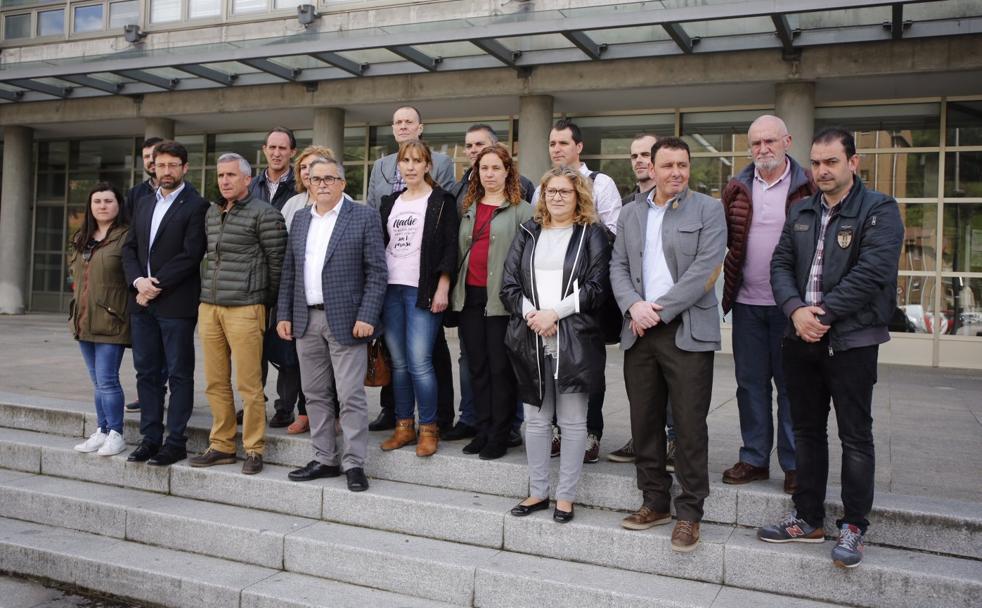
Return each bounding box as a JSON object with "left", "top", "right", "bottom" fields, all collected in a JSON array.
[{"left": 276, "top": 158, "right": 387, "bottom": 492}]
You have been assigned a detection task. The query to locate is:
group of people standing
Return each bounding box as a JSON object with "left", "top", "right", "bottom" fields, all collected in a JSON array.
[{"left": 67, "top": 105, "right": 903, "bottom": 568}]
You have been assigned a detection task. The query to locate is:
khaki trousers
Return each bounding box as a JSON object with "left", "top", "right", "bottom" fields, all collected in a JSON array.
[{"left": 199, "top": 302, "right": 267, "bottom": 455}]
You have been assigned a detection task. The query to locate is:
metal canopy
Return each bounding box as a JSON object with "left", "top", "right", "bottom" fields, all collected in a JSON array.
[{"left": 0, "top": 0, "right": 975, "bottom": 103}]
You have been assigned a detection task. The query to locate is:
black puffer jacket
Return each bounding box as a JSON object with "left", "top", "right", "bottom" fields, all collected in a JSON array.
[
  {"left": 500, "top": 220, "right": 611, "bottom": 407},
  {"left": 380, "top": 187, "right": 459, "bottom": 310},
  {"left": 200, "top": 194, "right": 287, "bottom": 307}
]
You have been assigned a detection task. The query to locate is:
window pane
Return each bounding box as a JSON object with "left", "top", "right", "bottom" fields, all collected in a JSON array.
[
  {"left": 942, "top": 203, "right": 982, "bottom": 273},
  {"left": 73, "top": 4, "right": 103, "bottom": 33},
  {"left": 33, "top": 206, "right": 65, "bottom": 252},
  {"left": 109, "top": 0, "right": 139, "bottom": 28},
  {"left": 4, "top": 13, "right": 31, "bottom": 39},
  {"left": 274, "top": 0, "right": 304, "bottom": 7},
  {"left": 896, "top": 275, "right": 941, "bottom": 334},
  {"left": 39, "top": 141, "right": 69, "bottom": 172},
  {"left": 688, "top": 156, "right": 736, "bottom": 199},
  {"left": 595, "top": 158, "right": 640, "bottom": 199},
  {"left": 855, "top": 153, "right": 939, "bottom": 198},
  {"left": 37, "top": 173, "right": 67, "bottom": 199},
  {"left": 208, "top": 132, "right": 266, "bottom": 167},
  {"left": 232, "top": 0, "right": 266, "bottom": 14},
  {"left": 344, "top": 164, "right": 364, "bottom": 201},
  {"left": 898, "top": 203, "right": 938, "bottom": 273},
  {"left": 72, "top": 139, "right": 132, "bottom": 171},
  {"left": 945, "top": 277, "right": 982, "bottom": 337},
  {"left": 815, "top": 103, "right": 941, "bottom": 147},
  {"left": 189, "top": 0, "right": 220, "bottom": 19},
  {"left": 151, "top": 0, "right": 180, "bottom": 23},
  {"left": 946, "top": 100, "right": 982, "bottom": 147},
  {"left": 944, "top": 151, "right": 982, "bottom": 198},
  {"left": 37, "top": 8, "right": 64, "bottom": 36},
  {"left": 681, "top": 110, "right": 760, "bottom": 154},
  {"left": 33, "top": 253, "right": 64, "bottom": 293},
  {"left": 575, "top": 114, "right": 675, "bottom": 156}
]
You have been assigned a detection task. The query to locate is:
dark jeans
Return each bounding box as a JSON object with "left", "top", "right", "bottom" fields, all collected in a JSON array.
[
  {"left": 783, "top": 337, "right": 878, "bottom": 534},
  {"left": 732, "top": 303, "right": 795, "bottom": 471},
  {"left": 459, "top": 286, "right": 516, "bottom": 447},
  {"left": 379, "top": 326, "right": 455, "bottom": 429},
  {"left": 624, "top": 319, "right": 713, "bottom": 522},
  {"left": 130, "top": 308, "right": 196, "bottom": 450}
]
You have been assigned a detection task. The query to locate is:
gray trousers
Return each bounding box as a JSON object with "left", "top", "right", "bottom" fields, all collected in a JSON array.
[
  {"left": 524, "top": 356, "right": 588, "bottom": 502},
  {"left": 296, "top": 312, "right": 369, "bottom": 471}
]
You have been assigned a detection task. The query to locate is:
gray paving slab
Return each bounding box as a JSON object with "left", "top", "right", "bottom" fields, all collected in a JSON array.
[
  {"left": 168, "top": 461, "right": 322, "bottom": 518},
  {"left": 0, "top": 574, "right": 65, "bottom": 608},
  {"left": 283, "top": 521, "right": 496, "bottom": 605},
  {"left": 723, "top": 527, "right": 982, "bottom": 608},
  {"left": 241, "top": 571, "right": 459, "bottom": 608}
]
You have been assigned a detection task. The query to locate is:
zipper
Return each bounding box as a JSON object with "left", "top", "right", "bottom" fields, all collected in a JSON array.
[
  {"left": 212, "top": 203, "right": 232, "bottom": 300},
  {"left": 520, "top": 223, "right": 544, "bottom": 402},
  {"left": 554, "top": 227, "right": 587, "bottom": 381}
]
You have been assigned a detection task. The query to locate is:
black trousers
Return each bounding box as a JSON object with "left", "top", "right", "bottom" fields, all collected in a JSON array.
[
  {"left": 380, "top": 326, "right": 455, "bottom": 429},
  {"left": 783, "top": 337, "right": 878, "bottom": 533},
  {"left": 459, "top": 286, "right": 516, "bottom": 447},
  {"left": 624, "top": 319, "right": 713, "bottom": 522}
]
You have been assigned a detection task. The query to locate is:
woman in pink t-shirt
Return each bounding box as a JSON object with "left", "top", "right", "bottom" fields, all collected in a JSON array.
[{"left": 378, "top": 140, "right": 459, "bottom": 458}]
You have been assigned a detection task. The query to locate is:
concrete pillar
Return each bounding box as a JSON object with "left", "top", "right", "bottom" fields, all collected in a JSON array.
[
  {"left": 775, "top": 82, "right": 816, "bottom": 167},
  {"left": 313, "top": 107, "right": 346, "bottom": 160},
  {"left": 518, "top": 94, "right": 554, "bottom": 184},
  {"left": 0, "top": 126, "right": 34, "bottom": 314},
  {"left": 144, "top": 117, "right": 174, "bottom": 141}
]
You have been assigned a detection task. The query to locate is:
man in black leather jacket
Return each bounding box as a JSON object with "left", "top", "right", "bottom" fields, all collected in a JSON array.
[{"left": 758, "top": 127, "right": 904, "bottom": 569}]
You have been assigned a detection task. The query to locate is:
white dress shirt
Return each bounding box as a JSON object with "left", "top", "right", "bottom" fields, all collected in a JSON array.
[
  {"left": 304, "top": 197, "right": 345, "bottom": 306},
  {"left": 146, "top": 182, "right": 186, "bottom": 277},
  {"left": 531, "top": 163, "right": 623, "bottom": 233},
  {"left": 642, "top": 190, "right": 676, "bottom": 303}
]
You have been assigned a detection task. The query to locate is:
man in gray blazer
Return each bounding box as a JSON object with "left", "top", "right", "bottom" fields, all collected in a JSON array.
[
  {"left": 365, "top": 106, "right": 458, "bottom": 433},
  {"left": 276, "top": 159, "right": 387, "bottom": 492},
  {"left": 610, "top": 137, "right": 726, "bottom": 552}
]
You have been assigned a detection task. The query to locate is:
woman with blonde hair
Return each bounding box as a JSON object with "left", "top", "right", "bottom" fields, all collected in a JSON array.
[
  {"left": 379, "top": 140, "right": 458, "bottom": 457},
  {"left": 451, "top": 143, "right": 531, "bottom": 460},
  {"left": 500, "top": 166, "right": 612, "bottom": 523}
]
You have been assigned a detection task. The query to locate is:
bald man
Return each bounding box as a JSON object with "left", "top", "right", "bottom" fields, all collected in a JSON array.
[{"left": 720, "top": 115, "right": 816, "bottom": 494}]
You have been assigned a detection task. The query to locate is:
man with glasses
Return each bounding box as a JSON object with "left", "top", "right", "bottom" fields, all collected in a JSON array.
[
  {"left": 122, "top": 140, "right": 209, "bottom": 467},
  {"left": 364, "top": 106, "right": 457, "bottom": 433},
  {"left": 720, "top": 115, "right": 816, "bottom": 494},
  {"left": 277, "top": 159, "right": 387, "bottom": 492}
]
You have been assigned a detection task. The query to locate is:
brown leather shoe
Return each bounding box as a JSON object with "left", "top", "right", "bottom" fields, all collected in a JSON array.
[
  {"left": 783, "top": 470, "right": 798, "bottom": 494},
  {"left": 416, "top": 423, "right": 439, "bottom": 457},
  {"left": 242, "top": 452, "right": 263, "bottom": 475},
  {"left": 188, "top": 448, "right": 236, "bottom": 468},
  {"left": 380, "top": 419, "right": 416, "bottom": 451},
  {"left": 671, "top": 520, "right": 700, "bottom": 552},
  {"left": 621, "top": 506, "right": 673, "bottom": 530},
  {"left": 722, "top": 461, "right": 769, "bottom": 485}
]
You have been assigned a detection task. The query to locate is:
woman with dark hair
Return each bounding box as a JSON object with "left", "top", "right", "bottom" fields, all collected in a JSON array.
[
  {"left": 500, "top": 166, "right": 612, "bottom": 523},
  {"left": 451, "top": 144, "right": 532, "bottom": 460},
  {"left": 70, "top": 181, "right": 131, "bottom": 457},
  {"left": 379, "top": 140, "right": 458, "bottom": 457}
]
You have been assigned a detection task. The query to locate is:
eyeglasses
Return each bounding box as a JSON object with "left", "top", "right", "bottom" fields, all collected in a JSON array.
[
  {"left": 545, "top": 188, "right": 575, "bottom": 199},
  {"left": 310, "top": 175, "right": 343, "bottom": 186}
]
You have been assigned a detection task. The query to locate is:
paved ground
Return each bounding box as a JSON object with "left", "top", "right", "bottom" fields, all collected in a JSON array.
[
  {"left": 2, "top": 313, "right": 981, "bottom": 502},
  {"left": 0, "top": 573, "right": 139, "bottom": 608}
]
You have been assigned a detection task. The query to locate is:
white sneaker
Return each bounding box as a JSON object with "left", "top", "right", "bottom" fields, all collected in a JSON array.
[
  {"left": 74, "top": 430, "right": 107, "bottom": 453},
  {"left": 97, "top": 430, "right": 126, "bottom": 456}
]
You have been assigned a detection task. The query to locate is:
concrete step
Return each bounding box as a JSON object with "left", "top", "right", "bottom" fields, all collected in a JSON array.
[
  {"left": 2, "top": 444, "right": 981, "bottom": 608},
  {"left": 3, "top": 395, "right": 981, "bottom": 562}
]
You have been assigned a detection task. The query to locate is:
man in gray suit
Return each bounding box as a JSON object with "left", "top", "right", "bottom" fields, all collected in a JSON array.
[
  {"left": 365, "top": 105, "right": 458, "bottom": 432},
  {"left": 610, "top": 137, "right": 726, "bottom": 552},
  {"left": 276, "top": 159, "right": 387, "bottom": 492}
]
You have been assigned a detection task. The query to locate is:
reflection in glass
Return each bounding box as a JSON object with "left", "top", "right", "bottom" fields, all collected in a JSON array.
[
  {"left": 150, "top": 0, "right": 180, "bottom": 23},
  {"left": 109, "top": 0, "right": 139, "bottom": 29},
  {"left": 4, "top": 13, "right": 31, "bottom": 39},
  {"left": 896, "top": 275, "right": 939, "bottom": 334},
  {"left": 815, "top": 103, "right": 940, "bottom": 147},
  {"left": 596, "top": 159, "right": 639, "bottom": 199},
  {"left": 72, "top": 139, "right": 132, "bottom": 171},
  {"left": 189, "top": 0, "right": 220, "bottom": 19},
  {"left": 944, "top": 151, "right": 982, "bottom": 197},
  {"left": 945, "top": 277, "right": 982, "bottom": 338},
  {"left": 74, "top": 4, "right": 103, "bottom": 33},
  {"left": 37, "top": 173, "right": 67, "bottom": 199},
  {"left": 898, "top": 203, "right": 937, "bottom": 273},
  {"left": 573, "top": 114, "right": 674, "bottom": 156},
  {"left": 232, "top": 0, "right": 266, "bottom": 14},
  {"left": 208, "top": 133, "right": 266, "bottom": 166},
  {"left": 33, "top": 206, "right": 65, "bottom": 252},
  {"left": 680, "top": 110, "right": 759, "bottom": 153},
  {"left": 943, "top": 204, "right": 982, "bottom": 273},
  {"left": 946, "top": 100, "right": 982, "bottom": 147},
  {"left": 33, "top": 253, "right": 64, "bottom": 293},
  {"left": 855, "top": 153, "right": 939, "bottom": 198},
  {"left": 37, "top": 8, "right": 63, "bottom": 36},
  {"left": 39, "top": 142, "right": 69, "bottom": 172},
  {"left": 688, "top": 157, "right": 734, "bottom": 199}
]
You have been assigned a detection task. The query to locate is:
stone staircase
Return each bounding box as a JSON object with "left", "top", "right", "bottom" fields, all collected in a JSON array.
[{"left": 0, "top": 394, "right": 979, "bottom": 608}]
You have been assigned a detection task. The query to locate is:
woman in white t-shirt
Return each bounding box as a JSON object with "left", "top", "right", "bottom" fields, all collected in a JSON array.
[
  {"left": 500, "top": 166, "right": 612, "bottom": 524},
  {"left": 378, "top": 140, "right": 459, "bottom": 458}
]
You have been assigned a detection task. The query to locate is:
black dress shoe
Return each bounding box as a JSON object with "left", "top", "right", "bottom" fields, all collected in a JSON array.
[
  {"left": 479, "top": 442, "right": 507, "bottom": 460},
  {"left": 510, "top": 499, "right": 550, "bottom": 517},
  {"left": 443, "top": 421, "right": 478, "bottom": 441},
  {"left": 508, "top": 428, "right": 523, "bottom": 448},
  {"left": 268, "top": 410, "right": 295, "bottom": 428},
  {"left": 289, "top": 460, "right": 341, "bottom": 482},
  {"left": 147, "top": 447, "right": 186, "bottom": 467},
  {"left": 553, "top": 505, "right": 575, "bottom": 524},
  {"left": 368, "top": 408, "right": 396, "bottom": 432},
  {"left": 127, "top": 443, "right": 159, "bottom": 462},
  {"left": 345, "top": 467, "right": 369, "bottom": 492},
  {"left": 462, "top": 436, "right": 487, "bottom": 455}
]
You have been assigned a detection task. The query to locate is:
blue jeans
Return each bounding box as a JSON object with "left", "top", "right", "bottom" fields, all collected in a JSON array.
[
  {"left": 383, "top": 285, "right": 443, "bottom": 425},
  {"left": 732, "top": 303, "right": 795, "bottom": 471},
  {"left": 79, "top": 341, "right": 126, "bottom": 434}
]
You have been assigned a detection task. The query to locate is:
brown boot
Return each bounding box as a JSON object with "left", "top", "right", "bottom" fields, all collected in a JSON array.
[
  {"left": 380, "top": 419, "right": 416, "bottom": 451},
  {"left": 416, "top": 423, "right": 439, "bottom": 457}
]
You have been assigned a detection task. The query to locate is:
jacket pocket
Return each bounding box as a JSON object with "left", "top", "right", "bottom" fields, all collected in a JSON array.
[
  {"left": 688, "top": 299, "right": 721, "bottom": 343},
  {"left": 677, "top": 223, "right": 702, "bottom": 257},
  {"left": 92, "top": 301, "right": 126, "bottom": 336}
]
